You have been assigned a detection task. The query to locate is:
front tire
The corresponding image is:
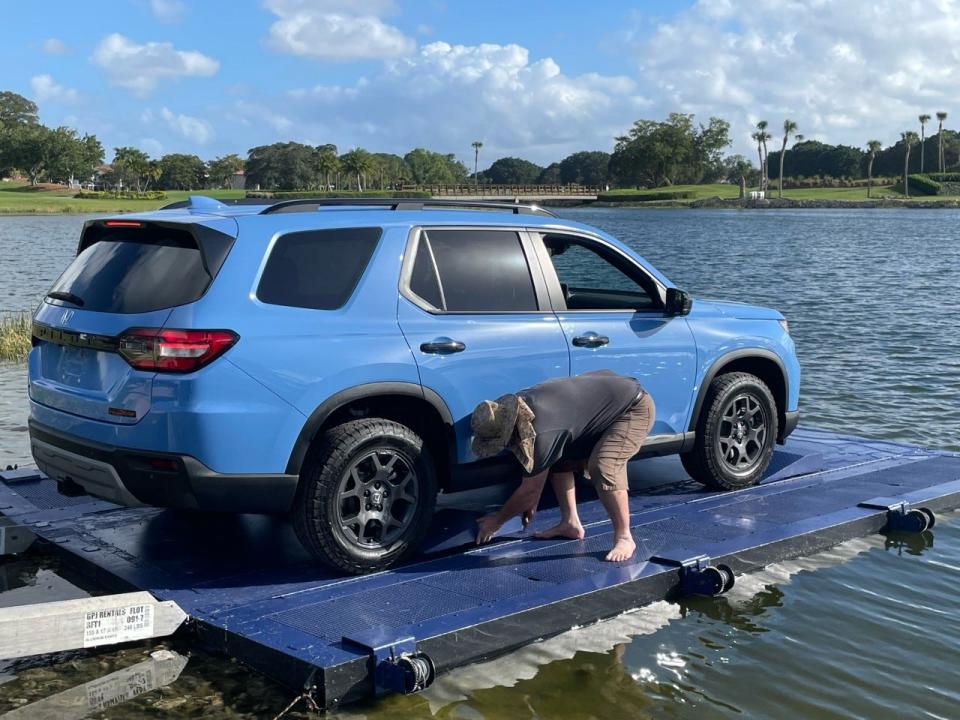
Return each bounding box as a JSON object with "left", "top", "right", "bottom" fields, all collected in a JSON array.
[
  {"left": 292, "top": 418, "right": 437, "bottom": 574},
  {"left": 681, "top": 372, "right": 778, "bottom": 490}
]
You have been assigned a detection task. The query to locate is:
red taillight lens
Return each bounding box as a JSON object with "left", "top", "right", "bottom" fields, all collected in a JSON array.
[{"left": 118, "top": 328, "right": 238, "bottom": 372}]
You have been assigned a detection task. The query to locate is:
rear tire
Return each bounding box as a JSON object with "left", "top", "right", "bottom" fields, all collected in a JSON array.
[
  {"left": 680, "top": 372, "right": 778, "bottom": 491},
  {"left": 292, "top": 418, "right": 437, "bottom": 574}
]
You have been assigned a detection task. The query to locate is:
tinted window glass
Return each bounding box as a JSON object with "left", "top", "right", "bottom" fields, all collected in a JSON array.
[
  {"left": 544, "top": 236, "right": 660, "bottom": 311},
  {"left": 49, "top": 228, "right": 210, "bottom": 314},
  {"left": 426, "top": 230, "right": 538, "bottom": 312},
  {"left": 409, "top": 237, "right": 443, "bottom": 309},
  {"left": 258, "top": 227, "right": 381, "bottom": 310}
]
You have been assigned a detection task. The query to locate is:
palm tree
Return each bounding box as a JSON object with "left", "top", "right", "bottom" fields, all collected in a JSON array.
[
  {"left": 918, "top": 114, "right": 931, "bottom": 173},
  {"left": 315, "top": 149, "right": 339, "bottom": 191},
  {"left": 341, "top": 148, "right": 375, "bottom": 191},
  {"left": 866, "top": 140, "right": 882, "bottom": 198},
  {"left": 937, "top": 111, "right": 948, "bottom": 172},
  {"left": 751, "top": 131, "right": 764, "bottom": 191},
  {"left": 901, "top": 131, "right": 919, "bottom": 197},
  {"left": 756, "top": 120, "right": 771, "bottom": 191},
  {"left": 777, "top": 119, "right": 798, "bottom": 198},
  {"left": 471, "top": 140, "right": 483, "bottom": 191}
]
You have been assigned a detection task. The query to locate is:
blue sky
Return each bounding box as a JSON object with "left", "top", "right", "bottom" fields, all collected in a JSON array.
[{"left": 5, "top": 1, "right": 957, "bottom": 167}]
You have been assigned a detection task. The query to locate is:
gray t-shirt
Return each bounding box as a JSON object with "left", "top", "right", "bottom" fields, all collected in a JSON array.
[{"left": 517, "top": 370, "right": 642, "bottom": 476}]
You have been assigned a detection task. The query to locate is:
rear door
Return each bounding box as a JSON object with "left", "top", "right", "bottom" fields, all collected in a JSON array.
[
  {"left": 529, "top": 231, "right": 698, "bottom": 437},
  {"left": 397, "top": 227, "right": 569, "bottom": 463},
  {"left": 29, "top": 219, "right": 236, "bottom": 424}
]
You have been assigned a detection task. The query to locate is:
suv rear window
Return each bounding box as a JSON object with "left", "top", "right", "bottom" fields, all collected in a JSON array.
[
  {"left": 257, "top": 227, "right": 381, "bottom": 310},
  {"left": 50, "top": 225, "right": 213, "bottom": 314}
]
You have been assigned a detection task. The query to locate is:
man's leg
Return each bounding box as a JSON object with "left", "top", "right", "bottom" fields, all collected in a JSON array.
[
  {"left": 596, "top": 488, "right": 635, "bottom": 561},
  {"left": 533, "top": 470, "right": 585, "bottom": 540},
  {"left": 588, "top": 393, "right": 655, "bottom": 561}
]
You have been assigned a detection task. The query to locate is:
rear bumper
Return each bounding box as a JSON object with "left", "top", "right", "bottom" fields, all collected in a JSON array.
[
  {"left": 29, "top": 420, "right": 298, "bottom": 513},
  {"left": 779, "top": 410, "right": 800, "bottom": 443}
]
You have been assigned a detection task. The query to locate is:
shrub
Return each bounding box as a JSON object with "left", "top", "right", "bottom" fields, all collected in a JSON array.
[
  {"left": 247, "top": 190, "right": 431, "bottom": 199},
  {"left": 905, "top": 174, "right": 941, "bottom": 195},
  {"left": 927, "top": 173, "right": 960, "bottom": 183},
  {"left": 74, "top": 190, "right": 168, "bottom": 200},
  {"left": 0, "top": 313, "right": 31, "bottom": 363},
  {"left": 597, "top": 190, "right": 693, "bottom": 202}
]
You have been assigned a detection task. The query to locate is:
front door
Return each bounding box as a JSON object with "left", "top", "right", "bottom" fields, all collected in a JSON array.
[
  {"left": 531, "top": 232, "right": 697, "bottom": 438},
  {"left": 397, "top": 227, "right": 569, "bottom": 464}
]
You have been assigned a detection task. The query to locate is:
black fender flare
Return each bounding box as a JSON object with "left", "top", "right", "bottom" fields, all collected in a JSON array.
[
  {"left": 687, "top": 348, "right": 788, "bottom": 435},
  {"left": 285, "top": 382, "right": 454, "bottom": 475}
]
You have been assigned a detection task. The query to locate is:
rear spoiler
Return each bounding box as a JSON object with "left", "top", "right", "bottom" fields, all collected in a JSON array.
[{"left": 78, "top": 219, "right": 236, "bottom": 280}]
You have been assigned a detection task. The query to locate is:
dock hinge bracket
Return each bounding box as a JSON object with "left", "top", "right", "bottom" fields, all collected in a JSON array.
[
  {"left": 341, "top": 632, "right": 435, "bottom": 696},
  {"left": 858, "top": 498, "right": 936, "bottom": 533},
  {"left": 650, "top": 554, "right": 735, "bottom": 597}
]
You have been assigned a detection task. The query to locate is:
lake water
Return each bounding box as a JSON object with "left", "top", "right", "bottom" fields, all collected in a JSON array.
[{"left": 0, "top": 209, "right": 958, "bottom": 717}]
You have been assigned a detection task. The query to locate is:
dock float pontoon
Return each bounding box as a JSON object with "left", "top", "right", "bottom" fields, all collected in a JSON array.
[{"left": 1, "top": 427, "right": 958, "bottom": 710}]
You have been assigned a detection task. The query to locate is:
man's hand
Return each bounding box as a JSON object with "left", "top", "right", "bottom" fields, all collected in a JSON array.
[{"left": 476, "top": 514, "right": 502, "bottom": 545}]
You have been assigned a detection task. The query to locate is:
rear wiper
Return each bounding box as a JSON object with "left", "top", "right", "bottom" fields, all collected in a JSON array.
[{"left": 47, "top": 291, "right": 85, "bottom": 307}]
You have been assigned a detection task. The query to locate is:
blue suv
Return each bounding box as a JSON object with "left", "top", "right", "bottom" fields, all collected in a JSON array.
[{"left": 28, "top": 197, "right": 800, "bottom": 573}]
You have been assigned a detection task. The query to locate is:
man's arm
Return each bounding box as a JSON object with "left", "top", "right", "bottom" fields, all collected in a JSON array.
[{"left": 476, "top": 470, "right": 549, "bottom": 544}]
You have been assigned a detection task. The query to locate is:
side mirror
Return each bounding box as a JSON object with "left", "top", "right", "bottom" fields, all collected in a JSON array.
[{"left": 665, "top": 288, "right": 693, "bottom": 316}]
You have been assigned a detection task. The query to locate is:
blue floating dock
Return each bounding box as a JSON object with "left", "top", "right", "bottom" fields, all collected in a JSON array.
[{"left": 2, "top": 427, "right": 959, "bottom": 709}]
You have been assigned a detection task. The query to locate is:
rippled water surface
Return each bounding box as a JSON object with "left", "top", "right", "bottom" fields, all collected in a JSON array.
[{"left": 0, "top": 210, "right": 958, "bottom": 718}]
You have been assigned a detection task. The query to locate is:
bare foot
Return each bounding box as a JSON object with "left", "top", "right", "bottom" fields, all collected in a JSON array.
[
  {"left": 534, "top": 520, "right": 585, "bottom": 540},
  {"left": 605, "top": 535, "right": 636, "bottom": 562}
]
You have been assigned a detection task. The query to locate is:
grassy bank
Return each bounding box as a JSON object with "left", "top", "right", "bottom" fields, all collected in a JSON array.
[
  {"left": 598, "top": 183, "right": 913, "bottom": 201},
  {"left": 0, "top": 313, "right": 30, "bottom": 363},
  {"left": 0, "top": 182, "right": 247, "bottom": 214}
]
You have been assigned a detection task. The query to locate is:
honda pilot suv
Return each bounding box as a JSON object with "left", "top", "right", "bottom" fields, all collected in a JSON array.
[{"left": 28, "top": 197, "right": 800, "bottom": 574}]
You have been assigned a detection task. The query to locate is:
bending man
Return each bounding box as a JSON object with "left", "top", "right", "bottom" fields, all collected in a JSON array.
[{"left": 470, "top": 370, "right": 655, "bottom": 562}]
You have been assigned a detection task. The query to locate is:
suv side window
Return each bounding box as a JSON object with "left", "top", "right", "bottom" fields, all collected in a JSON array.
[
  {"left": 413, "top": 229, "right": 539, "bottom": 312},
  {"left": 258, "top": 227, "right": 381, "bottom": 310},
  {"left": 543, "top": 235, "right": 661, "bottom": 311}
]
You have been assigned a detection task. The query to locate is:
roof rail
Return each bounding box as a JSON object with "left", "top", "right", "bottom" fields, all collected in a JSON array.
[
  {"left": 159, "top": 197, "right": 276, "bottom": 210},
  {"left": 258, "top": 198, "right": 557, "bottom": 217}
]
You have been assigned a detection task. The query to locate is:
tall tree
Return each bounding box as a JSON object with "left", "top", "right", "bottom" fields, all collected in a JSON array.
[
  {"left": 901, "top": 131, "right": 918, "bottom": 198},
  {"left": 403, "top": 148, "right": 468, "bottom": 184},
  {"left": 207, "top": 153, "right": 245, "bottom": 188},
  {"left": 558, "top": 151, "right": 610, "bottom": 186},
  {"left": 484, "top": 157, "right": 543, "bottom": 185},
  {"left": 340, "top": 147, "right": 375, "bottom": 191},
  {"left": 751, "top": 131, "right": 764, "bottom": 189},
  {"left": 471, "top": 140, "right": 483, "bottom": 190},
  {"left": 0, "top": 91, "right": 39, "bottom": 128},
  {"left": 866, "top": 140, "right": 881, "bottom": 198},
  {"left": 314, "top": 148, "right": 339, "bottom": 190},
  {"left": 777, "top": 119, "right": 798, "bottom": 198},
  {"left": 111, "top": 146, "right": 151, "bottom": 192},
  {"left": 918, "top": 114, "right": 930, "bottom": 173},
  {"left": 158, "top": 153, "right": 207, "bottom": 190},
  {"left": 936, "top": 111, "right": 948, "bottom": 171},
  {"left": 755, "top": 120, "right": 771, "bottom": 192}
]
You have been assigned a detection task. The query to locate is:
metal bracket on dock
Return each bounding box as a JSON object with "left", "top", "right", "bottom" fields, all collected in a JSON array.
[
  {"left": 858, "top": 498, "right": 936, "bottom": 533},
  {"left": 650, "top": 554, "right": 735, "bottom": 597},
  {"left": 342, "top": 631, "right": 435, "bottom": 696}
]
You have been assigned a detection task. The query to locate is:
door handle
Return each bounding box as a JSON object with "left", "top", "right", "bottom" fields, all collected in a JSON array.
[
  {"left": 572, "top": 332, "right": 609, "bottom": 348},
  {"left": 420, "top": 337, "right": 466, "bottom": 354}
]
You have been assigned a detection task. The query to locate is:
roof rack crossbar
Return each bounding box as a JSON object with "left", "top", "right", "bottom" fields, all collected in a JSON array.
[{"left": 257, "top": 198, "right": 557, "bottom": 217}]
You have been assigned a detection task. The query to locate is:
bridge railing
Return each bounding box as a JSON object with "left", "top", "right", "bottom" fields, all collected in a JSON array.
[{"left": 400, "top": 184, "right": 601, "bottom": 196}]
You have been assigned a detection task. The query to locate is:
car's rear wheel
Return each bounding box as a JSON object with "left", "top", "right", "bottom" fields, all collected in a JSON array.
[
  {"left": 292, "top": 418, "right": 437, "bottom": 574},
  {"left": 680, "top": 372, "right": 778, "bottom": 491}
]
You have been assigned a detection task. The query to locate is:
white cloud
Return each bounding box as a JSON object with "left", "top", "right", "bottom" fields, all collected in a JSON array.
[
  {"left": 91, "top": 33, "right": 219, "bottom": 97},
  {"left": 30, "top": 74, "right": 79, "bottom": 104},
  {"left": 159, "top": 107, "right": 214, "bottom": 144},
  {"left": 632, "top": 0, "right": 960, "bottom": 154},
  {"left": 264, "top": 0, "right": 415, "bottom": 60},
  {"left": 150, "top": 0, "right": 186, "bottom": 23},
  {"left": 41, "top": 38, "right": 68, "bottom": 55},
  {"left": 140, "top": 137, "right": 164, "bottom": 157},
  {"left": 250, "top": 41, "right": 641, "bottom": 163}
]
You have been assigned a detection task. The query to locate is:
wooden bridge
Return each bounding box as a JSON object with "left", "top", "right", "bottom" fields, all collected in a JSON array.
[{"left": 405, "top": 183, "right": 601, "bottom": 202}]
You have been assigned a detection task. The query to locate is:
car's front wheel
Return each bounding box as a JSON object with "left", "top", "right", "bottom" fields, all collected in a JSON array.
[
  {"left": 680, "top": 372, "right": 778, "bottom": 490},
  {"left": 292, "top": 418, "right": 437, "bottom": 574}
]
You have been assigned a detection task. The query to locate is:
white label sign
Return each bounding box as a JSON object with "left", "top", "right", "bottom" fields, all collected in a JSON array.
[{"left": 83, "top": 603, "right": 155, "bottom": 648}]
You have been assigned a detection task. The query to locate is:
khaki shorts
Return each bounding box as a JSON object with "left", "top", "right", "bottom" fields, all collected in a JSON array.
[{"left": 556, "top": 392, "right": 655, "bottom": 492}]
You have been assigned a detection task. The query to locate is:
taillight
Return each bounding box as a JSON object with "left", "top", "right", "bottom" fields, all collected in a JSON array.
[{"left": 118, "top": 328, "right": 238, "bottom": 372}]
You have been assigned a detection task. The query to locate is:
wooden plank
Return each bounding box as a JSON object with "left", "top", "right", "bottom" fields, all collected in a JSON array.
[
  {"left": 0, "top": 591, "right": 187, "bottom": 660},
  {"left": 1, "top": 649, "right": 188, "bottom": 719}
]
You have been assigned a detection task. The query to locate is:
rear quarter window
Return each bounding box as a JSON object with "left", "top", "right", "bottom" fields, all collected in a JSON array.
[{"left": 257, "top": 227, "right": 382, "bottom": 310}]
